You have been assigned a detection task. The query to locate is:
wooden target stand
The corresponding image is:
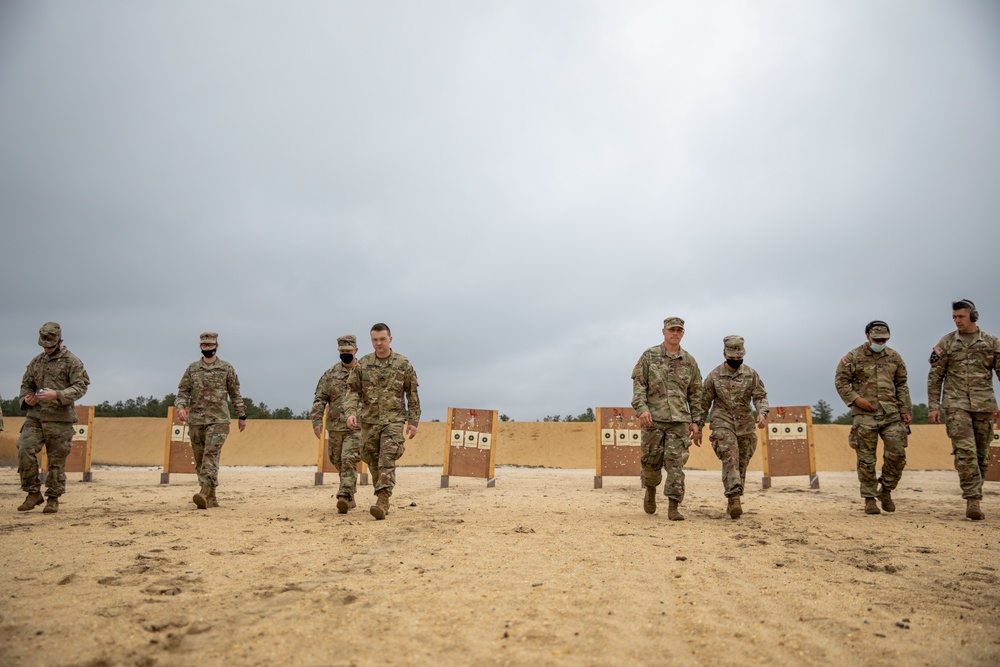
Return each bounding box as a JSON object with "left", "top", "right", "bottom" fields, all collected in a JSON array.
[
  {"left": 160, "top": 406, "right": 198, "bottom": 484},
  {"left": 985, "top": 414, "right": 1000, "bottom": 483},
  {"left": 594, "top": 407, "right": 642, "bottom": 489},
  {"left": 314, "top": 407, "right": 370, "bottom": 486},
  {"left": 441, "top": 408, "right": 497, "bottom": 488},
  {"left": 41, "top": 405, "right": 95, "bottom": 483},
  {"left": 760, "top": 405, "right": 819, "bottom": 489}
]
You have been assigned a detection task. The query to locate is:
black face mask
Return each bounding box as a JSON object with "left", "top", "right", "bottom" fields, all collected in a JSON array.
[
  {"left": 726, "top": 359, "right": 743, "bottom": 370},
  {"left": 340, "top": 353, "right": 354, "bottom": 364},
  {"left": 202, "top": 349, "right": 217, "bottom": 359}
]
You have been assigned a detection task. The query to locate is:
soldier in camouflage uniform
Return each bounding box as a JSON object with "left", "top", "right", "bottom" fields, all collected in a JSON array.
[
  {"left": 835, "top": 320, "right": 912, "bottom": 515},
  {"left": 345, "top": 323, "right": 420, "bottom": 520},
  {"left": 699, "top": 335, "right": 769, "bottom": 519},
  {"left": 175, "top": 332, "right": 246, "bottom": 510},
  {"left": 632, "top": 317, "right": 704, "bottom": 521},
  {"left": 927, "top": 300, "right": 1000, "bottom": 521},
  {"left": 16, "top": 322, "right": 90, "bottom": 514},
  {"left": 311, "top": 334, "right": 363, "bottom": 514}
]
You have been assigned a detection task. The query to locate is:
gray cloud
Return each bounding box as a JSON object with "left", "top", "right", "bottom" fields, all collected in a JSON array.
[{"left": 2, "top": 1, "right": 998, "bottom": 421}]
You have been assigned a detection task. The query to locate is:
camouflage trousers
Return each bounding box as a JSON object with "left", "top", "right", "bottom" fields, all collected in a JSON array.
[
  {"left": 640, "top": 421, "right": 692, "bottom": 502},
  {"left": 189, "top": 423, "right": 230, "bottom": 489},
  {"left": 360, "top": 422, "right": 406, "bottom": 495},
  {"left": 849, "top": 417, "right": 907, "bottom": 498},
  {"left": 709, "top": 427, "right": 756, "bottom": 497},
  {"left": 18, "top": 419, "right": 73, "bottom": 498},
  {"left": 944, "top": 409, "right": 993, "bottom": 499},
  {"left": 328, "top": 429, "right": 362, "bottom": 500}
]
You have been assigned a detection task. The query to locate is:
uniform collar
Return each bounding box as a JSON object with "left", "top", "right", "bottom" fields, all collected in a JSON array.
[
  {"left": 372, "top": 350, "right": 395, "bottom": 363},
  {"left": 719, "top": 362, "right": 745, "bottom": 377},
  {"left": 953, "top": 328, "right": 982, "bottom": 345}
]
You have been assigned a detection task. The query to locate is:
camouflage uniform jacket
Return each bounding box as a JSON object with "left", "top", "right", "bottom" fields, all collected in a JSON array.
[
  {"left": 344, "top": 350, "right": 420, "bottom": 426},
  {"left": 700, "top": 362, "right": 769, "bottom": 435},
  {"left": 310, "top": 362, "right": 354, "bottom": 431},
  {"left": 19, "top": 347, "right": 90, "bottom": 422},
  {"left": 927, "top": 328, "right": 1000, "bottom": 412},
  {"left": 631, "top": 344, "right": 704, "bottom": 424},
  {"left": 835, "top": 344, "right": 912, "bottom": 421},
  {"left": 175, "top": 358, "right": 246, "bottom": 425}
]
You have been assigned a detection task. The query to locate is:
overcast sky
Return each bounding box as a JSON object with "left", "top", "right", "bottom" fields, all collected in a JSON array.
[{"left": 1, "top": 1, "right": 998, "bottom": 421}]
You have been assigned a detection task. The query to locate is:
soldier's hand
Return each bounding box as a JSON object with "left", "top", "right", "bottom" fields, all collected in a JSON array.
[
  {"left": 689, "top": 423, "right": 701, "bottom": 446},
  {"left": 928, "top": 410, "right": 941, "bottom": 424},
  {"left": 756, "top": 413, "right": 767, "bottom": 430},
  {"left": 639, "top": 411, "right": 652, "bottom": 427},
  {"left": 406, "top": 423, "right": 418, "bottom": 439},
  {"left": 902, "top": 413, "right": 913, "bottom": 426},
  {"left": 36, "top": 388, "right": 57, "bottom": 403},
  {"left": 313, "top": 425, "right": 323, "bottom": 439},
  {"left": 346, "top": 415, "right": 358, "bottom": 430},
  {"left": 176, "top": 408, "right": 188, "bottom": 423},
  {"left": 237, "top": 418, "right": 246, "bottom": 432},
  {"left": 24, "top": 394, "right": 39, "bottom": 406},
  {"left": 853, "top": 397, "right": 875, "bottom": 412}
]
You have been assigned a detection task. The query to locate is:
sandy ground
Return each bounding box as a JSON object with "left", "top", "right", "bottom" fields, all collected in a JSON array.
[{"left": 1, "top": 466, "right": 998, "bottom": 667}]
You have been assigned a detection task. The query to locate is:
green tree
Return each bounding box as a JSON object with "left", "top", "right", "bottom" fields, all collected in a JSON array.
[
  {"left": 812, "top": 400, "right": 834, "bottom": 425},
  {"left": 911, "top": 403, "right": 929, "bottom": 425},
  {"left": 833, "top": 411, "right": 853, "bottom": 425},
  {"left": 1, "top": 395, "right": 26, "bottom": 417},
  {"left": 499, "top": 414, "right": 512, "bottom": 422}
]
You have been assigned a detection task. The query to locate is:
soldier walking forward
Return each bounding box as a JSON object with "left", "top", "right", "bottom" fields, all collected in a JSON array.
[
  {"left": 632, "top": 317, "right": 704, "bottom": 521},
  {"left": 311, "top": 334, "right": 363, "bottom": 514},
  {"left": 16, "top": 322, "right": 90, "bottom": 514},
  {"left": 835, "top": 320, "right": 912, "bottom": 515},
  {"left": 700, "top": 336, "right": 768, "bottom": 519},
  {"left": 175, "top": 332, "right": 246, "bottom": 510},
  {"left": 345, "top": 323, "right": 420, "bottom": 520},
  {"left": 927, "top": 300, "right": 1000, "bottom": 520}
]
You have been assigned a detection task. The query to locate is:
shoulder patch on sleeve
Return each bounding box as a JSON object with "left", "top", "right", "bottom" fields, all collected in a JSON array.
[
  {"left": 929, "top": 345, "right": 943, "bottom": 363},
  {"left": 841, "top": 357, "right": 849, "bottom": 365}
]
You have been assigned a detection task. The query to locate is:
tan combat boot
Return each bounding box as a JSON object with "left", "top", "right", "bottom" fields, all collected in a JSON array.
[
  {"left": 206, "top": 488, "right": 219, "bottom": 509},
  {"left": 17, "top": 491, "right": 45, "bottom": 512},
  {"left": 643, "top": 486, "right": 656, "bottom": 514},
  {"left": 336, "top": 496, "right": 352, "bottom": 514},
  {"left": 864, "top": 497, "right": 880, "bottom": 515},
  {"left": 878, "top": 487, "right": 895, "bottom": 512},
  {"left": 193, "top": 485, "right": 211, "bottom": 510},
  {"left": 667, "top": 499, "right": 685, "bottom": 521},
  {"left": 728, "top": 496, "right": 742, "bottom": 519},
  {"left": 42, "top": 497, "right": 59, "bottom": 514},
  {"left": 966, "top": 498, "right": 985, "bottom": 521},
  {"left": 370, "top": 491, "right": 390, "bottom": 520}
]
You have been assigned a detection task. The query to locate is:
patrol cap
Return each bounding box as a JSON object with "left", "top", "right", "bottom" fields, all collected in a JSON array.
[
  {"left": 200, "top": 331, "right": 219, "bottom": 346},
  {"left": 337, "top": 334, "right": 357, "bottom": 351},
  {"left": 868, "top": 325, "right": 890, "bottom": 339},
  {"left": 864, "top": 320, "right": 890, "bottom": 339},
  {"left": 723, "top": 335, "right": 745, "bottom": 359},
  {"left": 663, "top": 317, "right": 685, "bottom": 330},
  {"left": 38, "top": 322, "right": 61, "bottom": 348}
]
